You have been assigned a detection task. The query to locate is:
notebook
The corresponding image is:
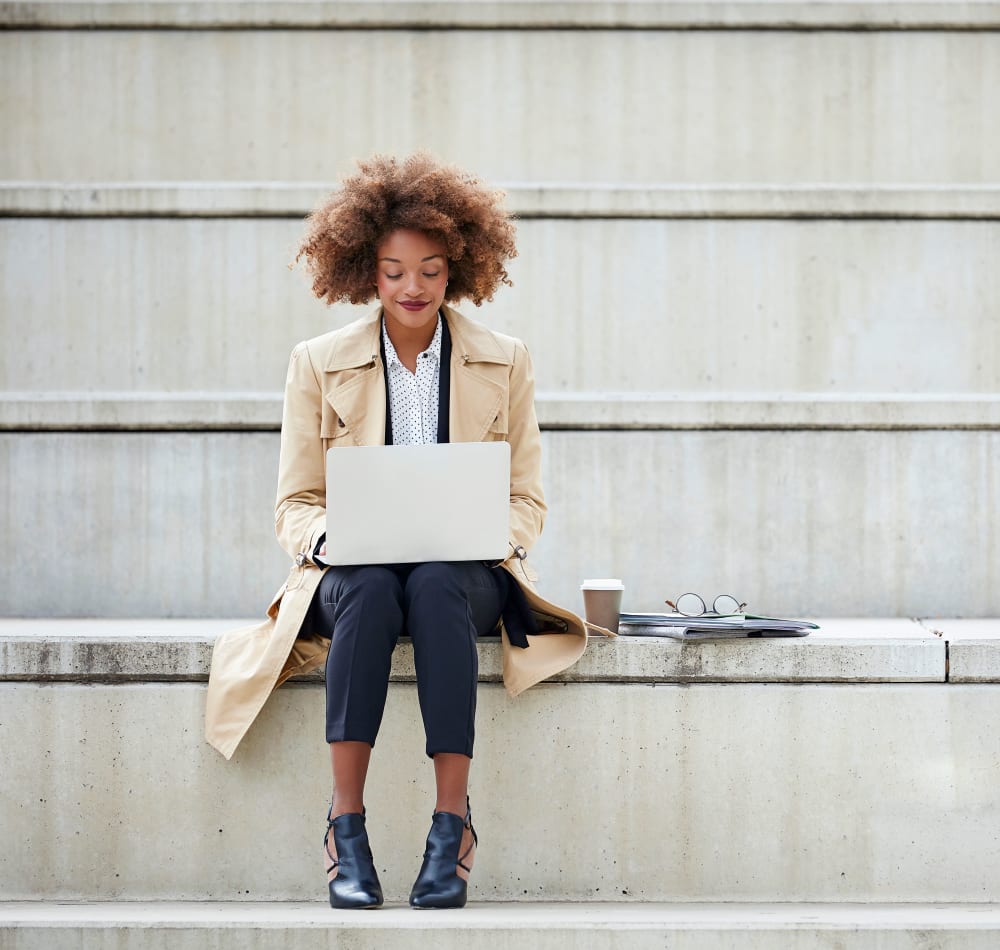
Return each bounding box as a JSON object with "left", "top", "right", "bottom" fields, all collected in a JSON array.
[{"left": 324, "top": 442, "right": 510, "bottom": 565}]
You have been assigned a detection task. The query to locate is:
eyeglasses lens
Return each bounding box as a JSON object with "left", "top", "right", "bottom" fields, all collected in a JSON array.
[
  {"left": 713, "top": 594, "right": 742, "bottom": 615},
  {"left": 675, "top": 592, "right": 706, "bottom": 617}
]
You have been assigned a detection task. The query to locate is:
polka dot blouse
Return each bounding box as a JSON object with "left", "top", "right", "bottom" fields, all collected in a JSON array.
[{"left": 382, "top": 315, "right": 443, "bottom": 445}]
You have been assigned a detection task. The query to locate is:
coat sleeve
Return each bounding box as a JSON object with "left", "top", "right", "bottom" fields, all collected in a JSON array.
[
  {"left": 274, "top": 341, "right": 327, "bottom": 562},
  {"left": 505, "top": 339, "right": 547, "bottom": 568}
]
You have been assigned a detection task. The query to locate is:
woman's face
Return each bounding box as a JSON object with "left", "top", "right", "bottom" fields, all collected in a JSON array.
[{"left": 375, "top": 229, "right": 450, "bottom": 334}]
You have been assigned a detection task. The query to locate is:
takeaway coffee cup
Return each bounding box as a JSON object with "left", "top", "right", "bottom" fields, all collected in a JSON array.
[{"left": 580, "top": 578, "right": 625, "bottom": 635}]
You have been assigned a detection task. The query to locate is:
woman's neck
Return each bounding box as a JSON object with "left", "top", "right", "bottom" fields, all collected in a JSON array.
[{"left": 384, "top": 311, "right": 439, "bottom": 373}]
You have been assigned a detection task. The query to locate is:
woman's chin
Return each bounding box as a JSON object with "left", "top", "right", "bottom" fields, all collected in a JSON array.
[{"left": 385, "top": 303, "right": 440, "bottom": 332}]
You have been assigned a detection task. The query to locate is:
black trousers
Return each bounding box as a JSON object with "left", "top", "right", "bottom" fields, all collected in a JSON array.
[{"left": 300, "top": 561, "right": 506, "bottom": 758}]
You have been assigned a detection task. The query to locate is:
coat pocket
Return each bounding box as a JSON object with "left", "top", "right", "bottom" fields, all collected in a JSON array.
[
  {"left": 321, "top": 411, "right": 354, "bottom": 453},
  {"left": 487, "top": 405, "right": 509, "bottom": 439}
]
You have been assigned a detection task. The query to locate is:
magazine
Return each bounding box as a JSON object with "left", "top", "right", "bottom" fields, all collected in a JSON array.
[{"left": 618, "top": 613, "right": 819, "bottom": 639}]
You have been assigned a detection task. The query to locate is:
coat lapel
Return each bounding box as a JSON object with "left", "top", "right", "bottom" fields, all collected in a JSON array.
[
  {"left": 321, "top": 311, "right": 386, "bottom": 446},
  {"left": 321, "top": 306, "right": 513, "bottom": 446},
  {"left": 444, "top": 306, "right": 512, "bottom": 442}
]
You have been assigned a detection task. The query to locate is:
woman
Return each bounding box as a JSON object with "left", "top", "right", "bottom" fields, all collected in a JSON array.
[{"left": 205, "top": 153, "right": 594, "bottom": 910}]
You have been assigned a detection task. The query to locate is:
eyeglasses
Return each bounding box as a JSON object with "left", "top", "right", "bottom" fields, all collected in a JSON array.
[{"left": 665, "top": 593, "right": 748, "bottom": 617}]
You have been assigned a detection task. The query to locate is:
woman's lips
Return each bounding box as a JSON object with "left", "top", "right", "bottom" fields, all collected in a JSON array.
[{"left": 399, "top": 300, "right": 430, "bottom": 312}]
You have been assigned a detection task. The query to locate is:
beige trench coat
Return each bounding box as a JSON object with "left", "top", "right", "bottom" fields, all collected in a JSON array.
[{"left": 205, "top": 305, "right": 598, "bottom": 759}]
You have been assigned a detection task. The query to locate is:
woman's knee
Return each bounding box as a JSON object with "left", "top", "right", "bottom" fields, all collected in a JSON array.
[
  {"left": 304, "top": 565, "right": 404, "bottom": 641},
  {"left": 405, "top": 562, "right": 503, "bottom": 637},
  {"left": 320, "top": 564, "right": 403, "bottom": 605},
  {"left": 404, "top": 561, "right": 479, "bottom": 601}
]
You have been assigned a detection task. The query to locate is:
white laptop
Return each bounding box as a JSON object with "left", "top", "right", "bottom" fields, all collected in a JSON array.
[{"left": 324, "top": 442, "right": 510, "bottom": 565}]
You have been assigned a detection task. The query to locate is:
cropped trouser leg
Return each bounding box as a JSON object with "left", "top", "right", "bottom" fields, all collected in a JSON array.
[
  {"left": 301, "top": 561, "right": 505, "bottom": 758},
  {"left": 403, "top": 561, "right": 505, "bottom": 759},
  {"left": 304, "top": 565, "right": 405, "bottom": 746}
]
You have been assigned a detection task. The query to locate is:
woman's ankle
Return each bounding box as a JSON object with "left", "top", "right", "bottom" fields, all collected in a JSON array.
[
  {"left": 331, "top": 796, "right": 365, "bottom": 819},
  {"left": 433, "top": 797, "right": 468, "bottom": 817}
]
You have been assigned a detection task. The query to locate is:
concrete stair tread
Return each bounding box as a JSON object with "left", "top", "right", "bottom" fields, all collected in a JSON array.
[
  {"left": 5, "top": 1, "right": 1000, "bottom": 29},
  {"left": 3, "top": 900, "right": 1000, "bottom": 929},
  {"left": 5, "top": 182, "right": 1000, "bottom": 218},
  {"left": 5, "top": 392, "right": 1000, "bottom": 431},
  {"left": 5, "top": 901, "right": 1000, "bottom": 950},
  {"left": 5, "top": 617, "right": 991, "bottom": 683}
]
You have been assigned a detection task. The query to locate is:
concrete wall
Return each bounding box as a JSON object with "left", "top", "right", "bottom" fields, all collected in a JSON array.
[
  {"left": 3, "top": 216, "right": 999, "bottom": 395},
  {"left": 3, "top": 429, "right": 998, "bottom": 616},
  {"left": 2, "top": 4, "right": 998, "bottom": 622},
  {"left": 3, "top": 675, "right": 999, "bottom": 901},
  {"left": 3, "top": 29, "right": 1000, "bottom": 183},
  {"left": 1, "top": 619, "right": 997, "bottom": 903}
]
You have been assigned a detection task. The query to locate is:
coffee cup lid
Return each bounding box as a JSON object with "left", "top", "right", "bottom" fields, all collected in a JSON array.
[{"left": 581, "top": 578, "right": 624, "bottom": 590}]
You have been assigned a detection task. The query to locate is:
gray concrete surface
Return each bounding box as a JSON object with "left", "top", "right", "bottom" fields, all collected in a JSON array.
[
  {"left": 4, "top": 31, "right": 1000, "bottom": 182},
  {"left": 4, "top": 217, "right": 999, "bottom": 395},
  {"left": 3, "top": 429, "right": 996, "bottom": 617},
  {"left": 0, "top": 619, "right": 953, "bottom": 683},
  {"left": 3, "top": 3, "right": 997, "bottom": 937},
  {"left": 6, "top": 1, "right": 1000, "bottom": 28},
  {"left": 7, "top": 182, "right": 1000, "bottom": 218},
  {"left": 1, "top": 680, "right": 998, "bottom": 901},
  {"left": 922, "top": 619, "right": 1000, "bottom": 682},
  {"left": 5, "top": 393, "right": 1000, "bottom": 432},
  {"left": 3, "top": 901, "right": 1000, "bottom": 950}
]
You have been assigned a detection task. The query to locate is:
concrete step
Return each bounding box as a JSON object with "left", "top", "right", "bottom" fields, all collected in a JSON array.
[
  {"left": 1, "top": 620, "right": 999, "bottom": 902},
  {"left": 7, "top": 1, "right": 1000, "bottom": 29},
  {"left": 3, "top": 901, "right": 1000, "bottom": 950},
  {"left": 9, "top": 182, "right": 1000, "bottom": 218},
  {"left": 6, "top": 393, "right": 1000, "bottom": 432},
  {"left": 2, "top": 429, "right": 997, "bottom": 616},
  {"left": 3, "top": 29, "right": 999, "bottom": 183},
  {"left": 3, "top": 211, "right": 1000, "bottom": 395},
  {"left": 0, "top": 617, "right": 956, "bottom": 684}
]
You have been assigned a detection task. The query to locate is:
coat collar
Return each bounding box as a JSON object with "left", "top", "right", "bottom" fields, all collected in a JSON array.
[
  {"left": 445, "top": 306, "right": 511, "bottom": 442},
  {"left": 322, "top": 305, "right": 513, "bottom": 371},
  {"left": 321, "top": 306, "right": 514, "bottom": 445},
  {"left": 442, "top": 305, "right": 513, "bottom": 367},
  {"left": 323, "top": 310, "right": 381, "bottom": 371}
]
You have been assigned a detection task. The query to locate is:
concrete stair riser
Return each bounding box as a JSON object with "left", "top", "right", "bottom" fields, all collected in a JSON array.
[
  {"left": 2, "top": 680, "right": 999, "bottom": 901},
  {"left": 3, "top": 31, "right": 1000, "bottom": 182},
  {"left": 4, "top": 217, "right": 1000, "bottom": 395},
  {"left": 2, "top": 429, "right": 998, "bottom": 616}
]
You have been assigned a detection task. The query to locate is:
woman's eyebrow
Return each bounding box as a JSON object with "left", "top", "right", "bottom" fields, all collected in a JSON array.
[{"left": 378, "top": 255, "right": 446, "bottom": 263}]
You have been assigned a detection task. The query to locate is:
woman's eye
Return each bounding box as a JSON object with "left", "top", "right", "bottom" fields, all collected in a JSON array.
[
  {"left": 423, "top": 272, "right": 441, "bottom": 279},
  {"left": 385, "top": 273, "right": 403, "bottom": 280}
]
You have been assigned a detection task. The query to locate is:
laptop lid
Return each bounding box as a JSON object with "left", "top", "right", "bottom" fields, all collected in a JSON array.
[{"left": 324, "top": 442, "right": 511, "bottom": 566}]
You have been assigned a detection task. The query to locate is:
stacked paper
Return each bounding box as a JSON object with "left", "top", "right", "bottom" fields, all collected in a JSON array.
[{"left": 618, "top": 613, "right": 819, "bottom": 639}]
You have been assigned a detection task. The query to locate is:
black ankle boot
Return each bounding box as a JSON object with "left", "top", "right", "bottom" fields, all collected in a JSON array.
[
  {"left": 409, "top": 801, "right": 477, "bottom": 909},
  {"left": 324, "top": 808, "right": 383, "bottom": 909}
]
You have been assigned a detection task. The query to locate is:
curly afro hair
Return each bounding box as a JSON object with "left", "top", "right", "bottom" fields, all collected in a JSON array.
[{"left": 296, "top": 153, "right": 518, "bottom": 307}]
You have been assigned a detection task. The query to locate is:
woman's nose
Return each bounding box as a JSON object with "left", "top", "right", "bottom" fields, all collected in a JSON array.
[{"left": 404, "top": 274, "right": 423, "bottom": 296}]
